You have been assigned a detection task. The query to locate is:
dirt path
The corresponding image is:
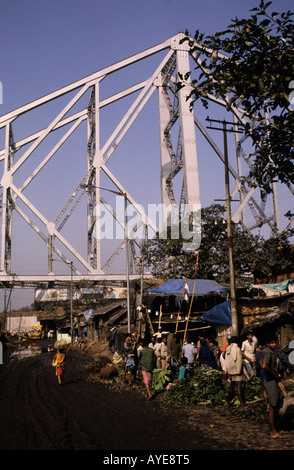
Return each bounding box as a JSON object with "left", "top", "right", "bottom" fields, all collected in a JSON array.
[{"left": 0, "top": 344, "right": 293, "bottom": 453}]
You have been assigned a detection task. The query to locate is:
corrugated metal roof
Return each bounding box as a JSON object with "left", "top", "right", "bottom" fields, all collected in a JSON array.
[
  {"left": 83, "top": 301, "right": 125, "bottom": 320},
  {"left": 106, "top": 308, "right": 127, "bottom": 326}
]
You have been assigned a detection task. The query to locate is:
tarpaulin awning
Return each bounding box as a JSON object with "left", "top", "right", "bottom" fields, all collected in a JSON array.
[
  {"left": 253, "top": 279, "right": 294, "bottom": 297},
  {"left": 148, "top": 279, "right": 227, "bottom": 296},
  {"left": 201, "top": 300, "right": 232, "bottom": 325},
  {"left": 262, "top": 279, "right": 294, "bottom": 291}
]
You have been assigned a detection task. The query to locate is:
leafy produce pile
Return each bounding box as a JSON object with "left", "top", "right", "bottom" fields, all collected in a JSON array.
[
  {"left": 159, "top": 369, "right": 264, "bottom": 407},
  {"left": 87, "top": 360, "right": 265, "bottom": 410},
  {"left": 151, "top": 369, "right": 173, "bottom": 392}
]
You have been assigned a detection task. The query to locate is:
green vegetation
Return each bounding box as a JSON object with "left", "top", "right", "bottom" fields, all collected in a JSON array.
[
  {"left": 151, "top": 369, "right": 173, "bottom": 392},
  {"left": 142, "top": 203, "right": 294, "bottom": 285},
  {"left": 178, "top": 1, "right": 294, "bottom": 192},
  {"left": 160, "top": 369, "right": 264, "bottom": 407}
]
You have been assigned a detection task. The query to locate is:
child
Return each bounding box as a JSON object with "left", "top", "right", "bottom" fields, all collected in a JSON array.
[
  {"left": 165, "top": 356, "right": 188, "bottom": 392},
  {"left": 179, "top": 356, "right": 188, "bottom": 382},
  {"left": 112, "top": 348, "right": 123, "bottom": 366}
]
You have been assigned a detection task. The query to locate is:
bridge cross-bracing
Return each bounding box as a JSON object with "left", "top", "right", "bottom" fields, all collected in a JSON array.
[{"left": 0, "top": 33, "right": 288, "bottom": 289}]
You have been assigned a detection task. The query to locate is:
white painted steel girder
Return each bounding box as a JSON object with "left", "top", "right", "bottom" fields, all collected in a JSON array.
[{"left": 0, "top": 32, "right": 288, "bottom": 288}]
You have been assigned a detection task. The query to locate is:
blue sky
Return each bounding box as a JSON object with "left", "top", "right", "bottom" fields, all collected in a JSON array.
[{"left": 0, "top": 0, "right": 293, "bottom": 310}]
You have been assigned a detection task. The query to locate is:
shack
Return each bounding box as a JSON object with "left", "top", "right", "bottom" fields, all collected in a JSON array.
[
  {"left": 241, "top": 297, "right": 294, "bottom": 349},
  {"left": 143, "top": 278, "right": 229, "bottom": 343},
  {"left": 144, "top": 278, "right": 294, "bottom": 350},
  {"left": 79, "top": 301, "right": 127, "bottom": 342},
  {"left": 201, "top": 294, "right": 294, "bottom": 349}
]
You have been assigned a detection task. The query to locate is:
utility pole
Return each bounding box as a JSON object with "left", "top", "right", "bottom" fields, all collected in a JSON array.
[
  {"left": 124, "top": 192, "right": 131, "bottom": 334},
  {"left": 52, "top": 259, "right": 74, "bottom": 344},
  {"left": 70, "top": 261, "right": 73, "bottom": 344},
  {"left": 206, "top": 117, "right": 244, "bottom": 337}
]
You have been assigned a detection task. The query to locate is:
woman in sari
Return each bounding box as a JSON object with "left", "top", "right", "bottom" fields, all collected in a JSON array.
[{"left": 52, "top": 349, "right": 66, "bottom": 385}]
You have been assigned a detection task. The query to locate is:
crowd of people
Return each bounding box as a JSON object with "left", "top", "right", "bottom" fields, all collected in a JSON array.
[
  {"left": 2, "top": 321, "right": 289, "bottom": 440},
  {"left": 114, "top": 328, "right": 232, "bottom": 391},
  {"left": 113, "top": 327, "right": 291, "bottom": 439}
]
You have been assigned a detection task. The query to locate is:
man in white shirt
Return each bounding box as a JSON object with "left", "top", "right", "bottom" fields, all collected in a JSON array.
[
  {"left": 241, "top": 331, "right": 256, "bottom": 379},
  {"left": 225, "top": 337, "right": 244, "bottom": 406},
  {"left": 182, "top": 339, "right": 196, "bottom": 371},
  {"left": 160, "top": 336, "right": 169, "bottom": 369},
  {"left": 153, "top": 338, "right": 162, "bottom": 369}
]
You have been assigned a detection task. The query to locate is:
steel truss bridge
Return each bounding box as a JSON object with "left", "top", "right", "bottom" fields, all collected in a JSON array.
[{"left": 0, "top": 32, "right": 292, "bottom": 293}]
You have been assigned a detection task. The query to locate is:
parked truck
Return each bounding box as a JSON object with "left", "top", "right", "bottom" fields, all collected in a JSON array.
[{"left": 28, "top": 325, "right": 43, "bottom": 340}]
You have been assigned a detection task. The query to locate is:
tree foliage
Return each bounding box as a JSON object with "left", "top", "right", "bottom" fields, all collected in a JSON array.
[
  {"left": 142, "top": 204, "right": 293, "bottom": 285},
  {"left": 178, "top": 1, "right": 294, "bottom": 192},
  {"left": 141, "top": 222, "right": 197, "bottom": 280},
  {"left": 252, "top": 232, "right": 294, "bottom": 281}
]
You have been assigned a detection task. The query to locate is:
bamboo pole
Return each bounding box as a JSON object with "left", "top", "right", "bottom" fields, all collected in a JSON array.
[
  {"left": 183, "top": 251, "right": 199, "bottom": 345},
  {"left": 158, "top": 304, "right": 162, "bottom": 329},
  {"left": 183, "top": 279, "right": 195, "bottom": 345},
  {"left": 175, "top": 299, "right": 183, "bottom": 334},
  {"left": 177, "top": 325, "right": 211, "bottom": 333},
  {"left": 146, "top": 311, "right": 155, "bottom": 336}
]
